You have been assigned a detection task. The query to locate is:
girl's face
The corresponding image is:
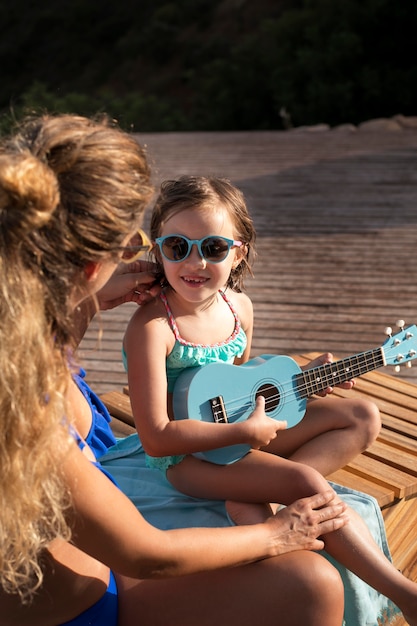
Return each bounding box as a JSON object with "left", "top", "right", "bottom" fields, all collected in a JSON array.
[{"left": 157, "top": 205, "right": 243, "bottom": 302}]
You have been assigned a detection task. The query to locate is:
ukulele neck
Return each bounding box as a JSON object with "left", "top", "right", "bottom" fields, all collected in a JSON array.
[{"left": 296, "top": 348, "right": 385, "bottom": 399}]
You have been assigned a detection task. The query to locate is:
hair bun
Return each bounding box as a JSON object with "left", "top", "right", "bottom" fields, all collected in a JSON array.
[{"left": 0, "top": 152, "right": 59, "bottom": 235}]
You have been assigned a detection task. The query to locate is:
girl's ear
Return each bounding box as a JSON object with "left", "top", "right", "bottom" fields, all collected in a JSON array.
[
  {"left": 84, "top": 261, "right": 101, "bottom": 281},
  {"left": 232, "top": 243, "right": 248, "bottom": 269}
]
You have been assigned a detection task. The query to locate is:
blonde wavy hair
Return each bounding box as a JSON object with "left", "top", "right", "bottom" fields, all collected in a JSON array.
[{"left": 0, "top": 114, "right": 153, "bottom": 602}]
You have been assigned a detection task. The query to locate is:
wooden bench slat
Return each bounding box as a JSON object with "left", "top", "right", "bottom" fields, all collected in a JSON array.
[
  {"left": 100, "top": 390, "right": 135, "bottom": 428},
  {"left": 377, "top": 426, "right": 417, "bottom": 454},
  {"left": 379, "top": 414, "right": 417, "bottom": 440},
  {"left": 326, "top": 468, "right": 395, "bottom": 508},
  {"left": 346, "top": 383, "right": 417, "bottom": 423},
  {"left": 359, "top": 369, "right": 417, "bottom": 398},
  {"left": 111, "top": 416, "right": 135, "bottom": 438},
  {"left": 364, "top": 440, "right": 417, "bottom": 478},
  {"left": 346, "top": 455, "right": 417, "bottom": 499},
  {"left": 383, "top": 498, "right": 417, "bottom": 576},
  {"left": 327, "top": 382, "right": 417, "bottom": 423}
]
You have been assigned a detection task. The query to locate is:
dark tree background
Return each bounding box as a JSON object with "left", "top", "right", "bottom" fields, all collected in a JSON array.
[{"left": 1, "top": 0, "right": 416, "bottom": 131}]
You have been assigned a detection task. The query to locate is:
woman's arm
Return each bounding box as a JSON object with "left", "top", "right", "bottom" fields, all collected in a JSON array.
[{"left": 65, "top": 443, "right": 349, "bottom": 579}]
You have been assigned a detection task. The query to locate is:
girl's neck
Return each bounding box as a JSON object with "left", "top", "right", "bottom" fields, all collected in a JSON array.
[{"left": 165, "top": 286, "right": 222, "bottom": 317}]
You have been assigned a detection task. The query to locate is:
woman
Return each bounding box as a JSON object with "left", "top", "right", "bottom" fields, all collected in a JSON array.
[{"left": 0, "top": 113, "right": 349, "bottom": 626}]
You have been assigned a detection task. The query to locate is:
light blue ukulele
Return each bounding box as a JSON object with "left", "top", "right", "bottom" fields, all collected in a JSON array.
[{"left": 173, "top": 322, "right": 417, "bottom": 465}]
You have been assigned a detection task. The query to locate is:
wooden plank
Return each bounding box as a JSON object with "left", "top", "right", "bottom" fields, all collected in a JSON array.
[
  {"left": 379, "top": 415, "right": 417, "bottom": 440},
  {"left": 363, "top": 440, "right": 417, "bottom": 479},
  {"left": 100, "top": 390, "right": 135, "bottom": 428},
  {"left": 326, "top": 468, "right": 395, "bottom": 508},
  {"left": 377, "top": 427, "right": 417, "bottom": 454},
  {"left": 383, "top": 498, "right": 417, "bottom": 577},
  {"left": 111, "top": 416, "right": 135, "bottom": 438},
  {"left": 346, "top": 455, "right": 417, "bottom": 500}
]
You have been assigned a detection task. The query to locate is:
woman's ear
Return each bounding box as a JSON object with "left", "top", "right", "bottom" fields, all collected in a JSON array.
[{"left": 84, "top": 261, "right": 101, "bottom": 282}]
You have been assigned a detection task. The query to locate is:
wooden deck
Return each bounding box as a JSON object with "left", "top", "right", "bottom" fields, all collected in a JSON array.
[
  {"left": 79, "top": 127, "right": 417, "bottom": 394},
  {"left": 78, "top": 127, "right": 417, "bottom": 624}
]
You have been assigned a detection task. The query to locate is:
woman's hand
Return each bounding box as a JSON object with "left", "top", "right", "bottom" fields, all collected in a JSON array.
[
  {"left": 266, "top": 490, "right": 348, "bottom": 555},
  {"left": 97, "top": 260, "right": 163, "bottom": 310},
  {"left": 72, "top": 261, "right": 163, "bottom": 344}
]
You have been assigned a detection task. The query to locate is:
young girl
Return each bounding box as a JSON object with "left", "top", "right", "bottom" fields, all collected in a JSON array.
[{"left": 123, "top": 175, "right": 417, "bottom": 623}]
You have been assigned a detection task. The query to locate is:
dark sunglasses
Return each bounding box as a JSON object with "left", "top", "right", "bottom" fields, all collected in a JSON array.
[{"left": 154, "top": 234, "right": 243, "bottom": 264}]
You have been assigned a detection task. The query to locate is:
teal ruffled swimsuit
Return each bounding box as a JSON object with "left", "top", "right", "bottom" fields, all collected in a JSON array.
[{"left": 145, "top": 289, "right": 247, "bottom": 473}]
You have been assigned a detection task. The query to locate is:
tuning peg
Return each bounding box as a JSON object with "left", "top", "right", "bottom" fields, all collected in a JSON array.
[
  {"left": 396, "top": 319, "right": 405, "bottom": 330},
  {"left": 395, "top": 365, "right": 401, "bottom": 373},
  {"left": 384, "top": 327, "right": 393, "bottom": 337}
]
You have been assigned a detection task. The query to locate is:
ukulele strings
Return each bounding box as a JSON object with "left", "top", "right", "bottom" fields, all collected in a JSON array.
[{"left": 219, "top": 347, "right": 391, "bottom": 416}]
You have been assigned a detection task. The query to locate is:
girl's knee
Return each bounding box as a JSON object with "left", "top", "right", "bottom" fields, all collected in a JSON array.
[
  {"left": 349, "top": 398, "right": 381, "bottom": 448},
  {"left": 292, "top": 463, "right": 329, "bottom": 497}
]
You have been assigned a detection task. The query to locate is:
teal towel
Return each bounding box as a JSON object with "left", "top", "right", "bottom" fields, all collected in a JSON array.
[{"left": 101, "top": 434, "right": 402, "bottom": 625}]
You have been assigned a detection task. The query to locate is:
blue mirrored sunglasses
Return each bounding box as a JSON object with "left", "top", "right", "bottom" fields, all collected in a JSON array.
[{"left": 155, "top": 235, "right": 243, "bottom": 264}]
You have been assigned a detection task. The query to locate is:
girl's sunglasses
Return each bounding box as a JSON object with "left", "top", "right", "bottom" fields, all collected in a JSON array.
[
  {"left": 119, "top": 229, "right": 151, "bottom": 264},
  {"left": 154, "top": 234, "right": 243, "bottom": 264}
]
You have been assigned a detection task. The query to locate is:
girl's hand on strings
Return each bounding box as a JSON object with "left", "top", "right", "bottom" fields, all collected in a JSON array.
[{"left": 245, "top": 396, "right": 287, "bottom": 448}]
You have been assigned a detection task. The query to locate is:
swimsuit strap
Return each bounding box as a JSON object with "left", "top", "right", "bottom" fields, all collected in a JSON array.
[{"left": 160, "top": 289, "right": 241, "bottom": 348}]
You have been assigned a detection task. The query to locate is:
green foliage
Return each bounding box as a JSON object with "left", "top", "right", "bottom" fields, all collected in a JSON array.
[{"left": 0, "top": 0, "right": 416, "bottom": 131}]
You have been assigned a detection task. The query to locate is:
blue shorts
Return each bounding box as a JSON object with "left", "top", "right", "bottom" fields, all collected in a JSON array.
[{"left": 60, "top": 570, "right": 118, "bottom": 626}]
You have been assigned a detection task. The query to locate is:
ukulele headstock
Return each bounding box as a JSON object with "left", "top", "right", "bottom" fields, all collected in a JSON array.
[{"left": 383, "top": 320, "right": 417, "bottom": 371}]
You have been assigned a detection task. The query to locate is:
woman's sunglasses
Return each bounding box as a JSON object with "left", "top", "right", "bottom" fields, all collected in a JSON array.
[
  {"left": 154, "top": 234, "right": 243, "bottom": 264},
  {"left": 119, "top": 229, "right": 152, "bottom": 264}
]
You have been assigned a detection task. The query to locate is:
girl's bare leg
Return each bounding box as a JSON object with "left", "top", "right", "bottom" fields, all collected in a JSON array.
[
  {"left": 170, "top": 453, "right": 417, "bottom": 623},
  {"left": 323, "top": 506, "right": 417, "bottom": 625},
  {"left": 265, "top": 396, "right": 381, "bottom": 476},
  {"left": 225, "top": 501, "right": 273, "bottom": 525},
  {"left": 117, "top": 551, "right": 344, "bottom": 626}
]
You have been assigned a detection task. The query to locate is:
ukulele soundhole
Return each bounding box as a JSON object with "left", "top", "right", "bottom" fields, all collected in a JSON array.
[{"left": 256, "top": 383, "right": 280, "bottom": 413}]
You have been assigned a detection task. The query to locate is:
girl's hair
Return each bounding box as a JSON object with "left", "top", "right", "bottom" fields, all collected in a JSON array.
[
  {"left": 0, "top": 114, "right": 153, "bottom": 601},
  {"left": 150, "top": 176, "right": 256, "bottom": 291}
]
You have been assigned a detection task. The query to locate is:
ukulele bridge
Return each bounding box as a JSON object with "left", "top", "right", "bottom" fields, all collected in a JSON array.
[{"left": 210, "top": 396, "right": 228, "bottom": 423}]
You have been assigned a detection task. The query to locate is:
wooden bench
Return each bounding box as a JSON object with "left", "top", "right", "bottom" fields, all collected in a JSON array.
[{"left": 100, "top": 354, "right": 417, "bottom": 603}]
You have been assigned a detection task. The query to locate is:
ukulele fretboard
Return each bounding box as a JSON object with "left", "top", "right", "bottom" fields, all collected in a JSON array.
[{"left": 296, "top": 348, "right": 385, "bottom": 399}]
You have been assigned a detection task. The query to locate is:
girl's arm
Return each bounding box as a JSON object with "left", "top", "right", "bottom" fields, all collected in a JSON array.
[
  {"left": 124, "top": 301, "right": 281, "bottom": 457},
  {"left": 65, "top": 443, "right": 349, "bottom": 579}
]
